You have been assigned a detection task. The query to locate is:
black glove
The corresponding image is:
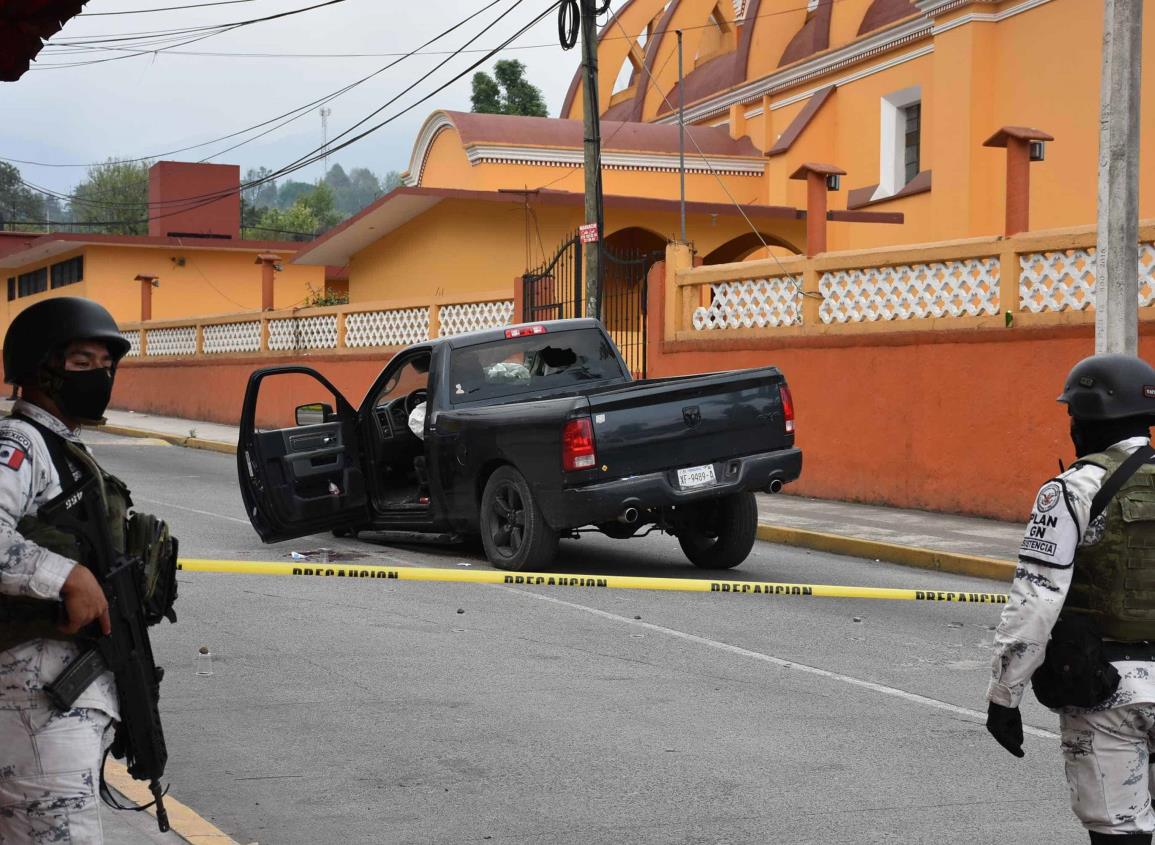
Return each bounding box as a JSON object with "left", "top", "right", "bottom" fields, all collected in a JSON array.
[{"left": 986, "top": 701, "right": 1024, "bottom": 758}]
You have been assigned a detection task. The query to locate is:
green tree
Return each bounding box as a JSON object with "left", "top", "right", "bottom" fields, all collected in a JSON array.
[
  {"left": 245, "top": 182, "right": 343, "bottom": 240},
  {"left": 242, "top": 166, "right": 278, "bottom": 210},
  {"left": 70, "top": 159, "right": 150, "bottom": 235},
  {"left": 276, "top": 180, "right": 313, "bottom": 209},
  {"left": 0, "top": 162, "right": 46, "bottom": 230},
  {"left": 471, "top": 60, "right": 547, "bottom": 117},
  {"left": 382, "top": 170, "right": 403, "bottom": 192}
]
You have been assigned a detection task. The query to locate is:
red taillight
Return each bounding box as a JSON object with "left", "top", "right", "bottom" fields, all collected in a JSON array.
[
  {"left": 779, "top": 385, "right": 795, "bottom": 434},
  {"left": 562, "top": 417, "right": 597, "bottom": 471},
  {"left": 505, "top": 325, "right": 548, "bottom": 338}
]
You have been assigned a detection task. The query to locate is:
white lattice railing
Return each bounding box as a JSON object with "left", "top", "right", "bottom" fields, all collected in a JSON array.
[
  {"left": 145, "top": 326, "right": 196, "bottom": 357},
  {"left": 121, "top": 330, "right": 141, "bottom": 358},
  {"left": 439, "top": 300, "right": 515, "bottom": 337},
  {"left": 345, "top": 308, "right": 429, "bottom": 348},
  {"left": 672, "top": 224, "right": 1155, "bottom": 338},
  {"left": 693, "top": 278, "right": 802, "bottom": 330},
  {"left": 269, "top": 315, "right": 338, "bottom": 351},
  {"left": 202, "top": 321, "right": 261, "bottom": 354},
  {"left": 820, "top": 257, "right": 1001, "bottom": 324},
  {"left": 1019, "top": 242, "right": 1155, "bottom": 313},
  {"left": 118, "top": 291, "right": 515, "bottom": 358}
]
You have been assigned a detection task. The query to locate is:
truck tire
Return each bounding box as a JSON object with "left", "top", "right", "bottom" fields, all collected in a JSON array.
[
  {"left": 480, "top": 466, "right": 559, "bottom": 571},
  {"left": 677, "top": 492, "right": 758, "bottom": 569}
]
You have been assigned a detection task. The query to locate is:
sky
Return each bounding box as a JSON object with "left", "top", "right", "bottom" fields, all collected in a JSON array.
[{"left": 0, "top": 0, "right": 586, "bottom": 195}]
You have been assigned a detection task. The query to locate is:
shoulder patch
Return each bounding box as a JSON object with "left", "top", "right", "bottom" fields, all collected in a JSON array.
[
  {"left": 0, "top": 441, "right": 27, "bottom": 471},
  {"left": 0, "top": 430, "right": 33, "bottom": 453},
  {"left": 1036, "top": 482, "right": 1063, "bottom": 513}
]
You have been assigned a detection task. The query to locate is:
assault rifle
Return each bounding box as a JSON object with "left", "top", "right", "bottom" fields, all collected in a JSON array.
[{"left": 41, "top": 470, "right": 171, "bottom": 832}]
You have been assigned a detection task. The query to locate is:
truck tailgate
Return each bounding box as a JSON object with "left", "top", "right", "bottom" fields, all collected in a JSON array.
[{"left": 584, "top": 367, "right": 791, "bottom": 480}]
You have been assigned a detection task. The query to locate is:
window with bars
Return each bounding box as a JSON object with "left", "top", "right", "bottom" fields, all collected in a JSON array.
[
  {"left": 50, "top": 255, "right": 83, "bottom": 288},
  {"left": 16, "top": 267, "right": 47, "bottom": 298},
  {"left": 902, "top": 102, "right": 921, "bottom": 185}
]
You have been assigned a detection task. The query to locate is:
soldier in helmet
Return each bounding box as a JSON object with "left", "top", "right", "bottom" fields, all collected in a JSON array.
[
  {"left": 987, "top": 353, "right": 1155, "bottom": 843},
  {"left": 0, "top": 297, "right": 138, "bottom": 843}
]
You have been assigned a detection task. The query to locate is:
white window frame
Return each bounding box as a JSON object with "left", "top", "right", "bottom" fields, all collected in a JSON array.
[{"left": 872, "top": 86, "right": 921, "bottom": 202}]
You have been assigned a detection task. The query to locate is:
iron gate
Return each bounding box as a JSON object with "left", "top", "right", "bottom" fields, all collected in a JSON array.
[{"left": 522, "top": 235, "right": 657, "bottom": 378}]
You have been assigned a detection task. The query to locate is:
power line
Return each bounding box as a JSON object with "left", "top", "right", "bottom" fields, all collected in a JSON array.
[
  {"left": 80, "top": 0, "right": 264, "bottom": 15},
  {"left": 4, "top": 0, "right": 508, "bottom": 169},
  {"left": 20, "top": 0, "right": 564, "bottom": 230}
]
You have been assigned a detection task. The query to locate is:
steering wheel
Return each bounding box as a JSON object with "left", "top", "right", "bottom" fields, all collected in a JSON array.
[{"left": 405, "top": 388, "right": 428, "bottom": 415}]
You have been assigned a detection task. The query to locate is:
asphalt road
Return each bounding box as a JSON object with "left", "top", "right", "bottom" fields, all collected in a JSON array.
[{"left": 86, "top": 431, "right": 1083, "bottom": 845}]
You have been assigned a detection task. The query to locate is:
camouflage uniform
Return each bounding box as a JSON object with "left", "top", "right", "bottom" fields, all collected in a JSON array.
[
  {"left": 990, "top": 435, "right": 1155, "bottom": 836},
  {"left": 0, "top": 400, "right": 117, "bottom": 844}
]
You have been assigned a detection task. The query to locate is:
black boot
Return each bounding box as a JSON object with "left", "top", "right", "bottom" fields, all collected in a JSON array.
[{"left": 1089, "top": 832, "right": 1153, "bottom": 844}]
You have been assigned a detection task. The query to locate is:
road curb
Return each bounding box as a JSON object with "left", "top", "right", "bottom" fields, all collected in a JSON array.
[
  {"left": 104, "top": 759, "right": 242, "bottom": 844},
  {"left": 100, "top": 423, "right": 236, "bottom": 455},
  {"left": 756, "top": 524, "right": 1016, "bottom": 582}
]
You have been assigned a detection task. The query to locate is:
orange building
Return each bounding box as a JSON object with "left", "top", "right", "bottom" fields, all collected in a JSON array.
[
  {"left": 294, "top": 0, "right": 1155, "bottom": 296},
  {"left": 0, "top": 162, "right": 330, "bottom": 335}
]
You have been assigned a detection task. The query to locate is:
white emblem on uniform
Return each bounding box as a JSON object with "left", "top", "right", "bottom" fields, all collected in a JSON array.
[{"left": 1036, "top": 482, "right": 1062, "bottom": 513}]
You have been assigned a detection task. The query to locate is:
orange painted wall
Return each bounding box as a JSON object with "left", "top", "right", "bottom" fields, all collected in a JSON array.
[
  {"left": 348, "top": 198, "right": 804, "bottom": 303},
  {"left": 420, "top": 122, "right": 767, "bottom": 206},
  {"left": 1, "top": 245, "right": 325, "bottom": 334},
  {"left": 113, "top": 351, "right": 401, "bottom": 430}
]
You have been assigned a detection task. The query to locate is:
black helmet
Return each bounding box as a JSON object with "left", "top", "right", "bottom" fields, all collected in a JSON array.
[
  {"left": 1058, "top": 353, "right": 1155, "bottom": 421},
  {"left": 3, "top": 297, "right": 131, "bottom": 385}
]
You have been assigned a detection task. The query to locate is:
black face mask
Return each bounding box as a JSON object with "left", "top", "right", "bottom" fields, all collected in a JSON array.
[{"left": 54, "top": 368, "right": 115, "bottom": 424}]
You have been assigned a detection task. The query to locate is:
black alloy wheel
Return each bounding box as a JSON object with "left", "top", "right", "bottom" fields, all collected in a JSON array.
[{"left": 480, "top": 466, "right": 558, "bottom": 571}]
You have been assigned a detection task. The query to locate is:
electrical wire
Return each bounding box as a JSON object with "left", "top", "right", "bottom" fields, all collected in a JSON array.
[
  {"left": 6, "top": 0, "right": 507, "bottom": 169},
  {"left": 19, "top": 0, "right": 565, "bottom": 229},
  {"left": 81, "top": 0, "right": 264, "bottom": 15}
]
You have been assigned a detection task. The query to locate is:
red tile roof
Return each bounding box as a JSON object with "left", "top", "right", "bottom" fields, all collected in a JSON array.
[{"left": 1, "top": 0, "right": 88, "bottom": 81}]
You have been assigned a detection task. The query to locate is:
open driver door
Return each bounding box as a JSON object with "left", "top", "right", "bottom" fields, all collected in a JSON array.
[{"left": 238, "top": 367, "right": 369, "bottom": 542}]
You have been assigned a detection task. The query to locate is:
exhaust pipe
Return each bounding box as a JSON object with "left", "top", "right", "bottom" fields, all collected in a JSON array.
[
  {"left": 767, "top": 479, "right": 784, "bottom": 494},
  {"left": 618, "top": 507, "right": 640, "bottom": 524}
]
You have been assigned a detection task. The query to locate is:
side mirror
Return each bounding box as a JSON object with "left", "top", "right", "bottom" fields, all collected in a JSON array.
[{"left": 295, "top": 402, "right": 334, "bottom": 427}]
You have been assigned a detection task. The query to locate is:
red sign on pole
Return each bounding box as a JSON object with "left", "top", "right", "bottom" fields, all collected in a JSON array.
[{"left": 579, "top": 222, "right": 599, "bottom": 243}]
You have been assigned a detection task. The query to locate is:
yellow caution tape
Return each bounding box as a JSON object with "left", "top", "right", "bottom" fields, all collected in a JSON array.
[{"left": 177, "top": 559, "right": 1010, "bottom": 604}]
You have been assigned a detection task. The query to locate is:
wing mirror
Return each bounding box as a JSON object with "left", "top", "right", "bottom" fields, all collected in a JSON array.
[{"left": 295, "top": 402, "right": 334, "bottom": 426}]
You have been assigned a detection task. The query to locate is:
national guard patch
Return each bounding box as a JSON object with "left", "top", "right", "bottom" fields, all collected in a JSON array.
[
  {"left": 0, "top": 442, "right": 26, "bottom": 471},
  {"left": 1036, "top": 482, "right": 1062, "bottom": 513}
]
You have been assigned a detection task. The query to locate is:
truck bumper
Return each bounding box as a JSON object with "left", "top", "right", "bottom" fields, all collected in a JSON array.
[{"left": 537, "top": 447, "right": 803, "bottom": 530}]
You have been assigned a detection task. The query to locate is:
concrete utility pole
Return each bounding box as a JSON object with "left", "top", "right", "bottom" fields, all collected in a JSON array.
[
  {"left": 580, "top": 0, "right": 605, "bottom": 321},
  {"left": 1095, "top": 0, "right": 1144, "bottom": 355}
]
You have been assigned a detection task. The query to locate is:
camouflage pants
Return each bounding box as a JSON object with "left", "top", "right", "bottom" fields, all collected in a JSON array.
[
  {"left": 0, "top": 706, "right": 113, "bottom": 845},
  {"left": 1061, "top": 705, "right": 1155, "bottom": 834}
]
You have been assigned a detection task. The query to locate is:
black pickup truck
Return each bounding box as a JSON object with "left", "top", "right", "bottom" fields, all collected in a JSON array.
[{"left": 237, "top": 318, "right": 801, "bottom": 571}]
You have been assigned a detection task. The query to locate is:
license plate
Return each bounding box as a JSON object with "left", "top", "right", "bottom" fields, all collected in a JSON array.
[{"left": 677, "top": 464, "right": 716, "bottom": 489}]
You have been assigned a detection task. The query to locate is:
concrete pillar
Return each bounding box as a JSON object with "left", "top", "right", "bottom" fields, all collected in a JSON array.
[
  {"left": 982, "top": 126, "right": 1054, "bottom": 237},
  {"left": 255, "top": 253, "right": 281, "bottom": 312},
  {"left": 789, "top": 163, "right": 846, "bottom": 257},
  {"left": 134, "top": 274, "right": 158, "bottom": 322},
  {"left": 1095, "top": 0, "right": 1144, "bottom": 355}
]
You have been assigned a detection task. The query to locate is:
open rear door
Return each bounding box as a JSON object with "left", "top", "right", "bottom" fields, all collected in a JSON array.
[{"left": 237, "top": 366, "right": 369, "bottom": 543}]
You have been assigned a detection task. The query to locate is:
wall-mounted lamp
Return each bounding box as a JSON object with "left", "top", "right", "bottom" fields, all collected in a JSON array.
[
  {"left": 825, "top": 173, "right": 841, "bottom": 192},
  {"left": 170, "top": 256, "right": 186, "bottom": 267},
  {"left": 1029, "top": 140, "right": 1046, "bottom": 162},
  {"left": 273, "top": 262, "right": 284, "bottom": 272}
]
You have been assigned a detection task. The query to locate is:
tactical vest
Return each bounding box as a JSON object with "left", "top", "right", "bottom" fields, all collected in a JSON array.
[
  {"left": 1067, "top": 445, "right": 1155, "bottom": 641},
  {"left": 0, "top": 419, "right": 177, "bottom": 653}
]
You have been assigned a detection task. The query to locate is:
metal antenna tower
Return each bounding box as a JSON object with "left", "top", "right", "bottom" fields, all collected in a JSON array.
[{"left": 320, "top": 106, "right": 332, "bottom": 178}]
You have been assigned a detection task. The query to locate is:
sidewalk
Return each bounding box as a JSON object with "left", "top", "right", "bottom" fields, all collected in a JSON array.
[{"left": 55, "top": 402, "right": 1020, "bottom": 582}]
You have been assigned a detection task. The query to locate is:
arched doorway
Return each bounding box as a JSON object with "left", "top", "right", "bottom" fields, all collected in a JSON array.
[{"left": 702, "top": 232, "right": 801, "bottom": 265}]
